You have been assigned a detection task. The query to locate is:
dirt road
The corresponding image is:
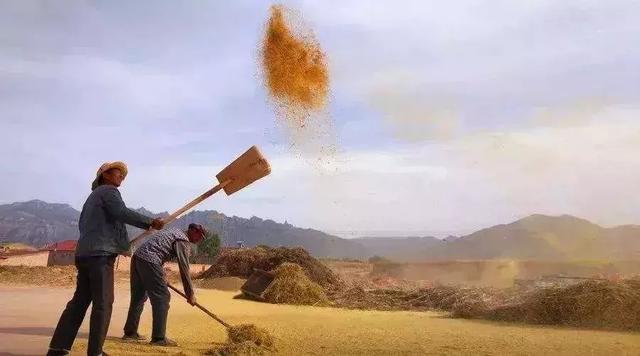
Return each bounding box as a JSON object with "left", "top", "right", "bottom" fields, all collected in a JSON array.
[
  {"left": 0, "top": 286, "right": 137, "bottom": 355},
  {"left": 1, "top": 286, "right": 639, "bottom": 355}
]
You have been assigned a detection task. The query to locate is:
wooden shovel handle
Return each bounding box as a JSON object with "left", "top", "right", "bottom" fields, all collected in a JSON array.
[
  {"left": 167, "top": 282, "right": 231, "bottom": 329},
  {"left": 130, "top": 179, "right": 231, "bottom": 246}
]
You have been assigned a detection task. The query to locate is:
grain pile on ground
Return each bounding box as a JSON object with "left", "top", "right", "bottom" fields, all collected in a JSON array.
[
  {"left": 210, "top": 341, "right": 265, "bottom": 356},
  {"left": 228, "top": 324, "right": 275, "bottom": 348},
  {"left": 197, "top": 246, "right": 340, "bottom": 288},
  {"left": 331, "top": 278, "right": 640, "bottom": 330},
  {"left": 327, "top": 287, "right": 409, "bottom": 311},
  {"left": 261, "top": 4, "right": 329, "bottom": 124},
  {"left": 207, "top": 324, "right": 274, "bottom": 355},
  {"left": 263, "top": 263, "right": 329, "bottom": 306},
  {"left": 0, "top": 265, "right": 181, "bottom": 287},
  {"left": 487, "top": 278, "right": 640, "bottom": 330},
  {"left": 0, "top": 242, "right": 37, "bottom": 252},
  {"left": 327, "top": 285, "right": 508, "bottom": 314},
  {"left": 0, "top": 266, "right": 77, "bottom": 287},
  {"left": 195, "top": 277, "right": 247, "bottom": 291}
]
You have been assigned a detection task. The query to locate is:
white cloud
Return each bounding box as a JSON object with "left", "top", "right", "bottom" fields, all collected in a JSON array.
[
  {"left": 211, "top": 106, "right": 640, "bottom": 235},
  {"left": 2, "top": 1, "right": 640, "bottom": 238}
]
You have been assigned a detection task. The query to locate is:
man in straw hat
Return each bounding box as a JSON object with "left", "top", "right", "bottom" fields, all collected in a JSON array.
[
  {"left": 47, "top": 161, "right": 165, "bottom": 356},
  {"left": 122, "top": 223, "right": 207, "bottom": 346}
]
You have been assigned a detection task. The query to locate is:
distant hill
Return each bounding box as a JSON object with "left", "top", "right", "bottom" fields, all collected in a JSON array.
[
  {"left": 421, "top": 214, "right": 640, "bottom": 261},
  {"left": 0, "top": 200, "right": 80, "bottom": 247},
  {"left": 351, "top": 236, "right": 443, "bottom": 261},
  {"left": 128, "top": 209, "right": 366, "bottom": 258},
  {"left": 0, "top": 200, "right": 366, "bottom": 258},
  {"left": 1, "top": 200, "right": 639, "bottom": 260}
]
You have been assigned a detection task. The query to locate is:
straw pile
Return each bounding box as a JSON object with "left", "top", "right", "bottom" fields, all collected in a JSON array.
[
  {"left": 261, "top": 4, "right": 329, "bottom": 123},
  {"left": 198, "top": 246, "right": 340, "bottom": 288},
  {"left": 207, "top": 324, "right": 274, "bottom": 356},
  {"left": 263, "top": 263, "right": 329, "bottom": 306},
  {"left": 228, "top": 324, "right": 274, "bottom": 348},
  {"left": 327, "top": 285, "right": 506, "bottom": 313},
  {"left": 487, "top": 278, "right": 640, "bottom": 330},
  {"left": 329, "top": 277, "right": 640, "bottom": 330}
]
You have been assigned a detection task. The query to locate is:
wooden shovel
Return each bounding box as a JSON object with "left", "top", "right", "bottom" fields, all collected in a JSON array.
[
  {"left": 167, "top": 282, "right": 231, "bottom": 328},
  {"left": 167, "top": 282, "right": 275, "bottom": 351},
  {"left": 130, "top": 145, "right": 271, "bottom": 247}
]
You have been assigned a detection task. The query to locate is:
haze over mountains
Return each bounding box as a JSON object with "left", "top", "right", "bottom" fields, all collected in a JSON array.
[{"left": 1, "top": 200, "right": 639, "bottom": 261}]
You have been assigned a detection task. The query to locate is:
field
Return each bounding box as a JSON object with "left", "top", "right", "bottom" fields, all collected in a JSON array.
[{"left": 1, "top": 285, "right": 640, "bottom": 355}]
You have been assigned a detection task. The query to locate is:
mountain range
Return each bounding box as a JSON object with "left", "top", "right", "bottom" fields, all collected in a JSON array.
[{"left": 1, "top": 200, "right": 639, "bottom": 261}]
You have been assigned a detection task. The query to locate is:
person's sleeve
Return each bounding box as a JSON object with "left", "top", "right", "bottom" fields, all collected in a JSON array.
[
  {"left": 102, "top": 187, "right": 153, "bottom": 229},
  {"left": 175, "top": 241, "right": 194, "bottom": 298}
]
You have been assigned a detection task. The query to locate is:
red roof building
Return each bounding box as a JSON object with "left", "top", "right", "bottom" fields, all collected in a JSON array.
[{"left": 44, "top": 240, "right": 77, "bottom": 251}]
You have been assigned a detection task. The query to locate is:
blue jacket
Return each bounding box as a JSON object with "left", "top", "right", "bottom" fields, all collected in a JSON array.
[{"left": 76, "top": 185, "right": 152, "bottom": 256}]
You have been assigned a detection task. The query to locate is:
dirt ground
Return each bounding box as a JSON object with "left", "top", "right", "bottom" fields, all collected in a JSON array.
[{"left": 1, "top": 284, "right": 639, "bottom": 355}]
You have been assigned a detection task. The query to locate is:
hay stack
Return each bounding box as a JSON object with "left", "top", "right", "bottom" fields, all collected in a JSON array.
[
  {"left": 198, "top": 247, "right": 270, "bottom": 279},
  {"left": 327, "top": 287, "right": 427, "bottom": 311},
  {"left": 228, "top": 324, "right": 274, "bottom": 348},
  {"left": 488, "top": 278, "right": 640, "bottom": 330},
  {"left": 263, "top": 263, "right": 329, "bottom": 306},
  {"left": 451, "top": 299, "right": 491, "bottom": 319},
  {"left": 207, "top": 324, "right": 274, "bottom": 356},
  {"left": 198, "top": 246, "right": 340, "bottom": 288},
  {"left": 327, "top": 285, "right": 506, "bottom": 313}
]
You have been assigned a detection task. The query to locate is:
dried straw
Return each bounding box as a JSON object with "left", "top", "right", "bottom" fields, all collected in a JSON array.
[
  {"left": 227, "top": 324, "right": 275, "bottom": 348},
  {"left": 198, "top": 246, "right": 340, "bottom": 288},
  {"left": 263, "top": 263, "right": 329, "bottom": 306},
  {"left": 327, "top": 285, "right": 506, "bottom": 314},
  {"left": 488, "top": 278, "right": 640, "bottom": 330},
  {"left": 207, "top": 324, "right": 275, "bottom": 355}
]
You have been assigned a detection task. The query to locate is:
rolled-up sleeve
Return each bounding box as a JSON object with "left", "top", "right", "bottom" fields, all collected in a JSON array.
[
  {"left": 175, "top": 241, "right": 194, "bottom": 298},
  {"left": 102, "top": 188, "right": 153, "bottom": 229}
]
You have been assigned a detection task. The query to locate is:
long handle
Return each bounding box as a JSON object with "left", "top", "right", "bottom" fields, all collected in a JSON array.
[
  {"left": 167, "top": 282, "right": 231, "bottom": 329},
  {"left": 130, "top": 180, "right": 231, "bottom": 246}
]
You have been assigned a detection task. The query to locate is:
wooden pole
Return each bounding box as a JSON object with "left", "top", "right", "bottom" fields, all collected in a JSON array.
[
  {"left": 167, "top": 282, "right": 231, "bottom": 329},
  {"left": 130, "top": 180, "right": 231, "bottom": 246}
]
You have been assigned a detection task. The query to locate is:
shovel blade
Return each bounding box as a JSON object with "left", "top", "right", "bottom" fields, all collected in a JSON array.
[{"left": 216, "top": 145, "right": 271, "bottom": 195}]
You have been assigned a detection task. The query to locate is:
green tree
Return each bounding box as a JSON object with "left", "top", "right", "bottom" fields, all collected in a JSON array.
[{"left": 198, "top": 231, "right": 221, "bottom": 258}]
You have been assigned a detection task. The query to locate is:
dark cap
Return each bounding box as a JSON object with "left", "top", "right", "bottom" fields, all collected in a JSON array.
[{"left": 188, "top": 223, "right": 207, "bottom": 237}]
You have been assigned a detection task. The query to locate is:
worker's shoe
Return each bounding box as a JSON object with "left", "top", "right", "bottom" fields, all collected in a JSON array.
[
  {"left": 122, "top": 332, "right": 147, "bottom": 341},
  {"left": 150, "top": 337, "right": 178, "bottom": 347},
  {"left": 46, "top": 348, "right": 70, "bottom": 356}
]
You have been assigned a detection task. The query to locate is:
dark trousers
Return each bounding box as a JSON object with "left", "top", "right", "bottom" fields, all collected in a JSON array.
[
  {"left": 123, "top": 256, "right": 171, "bottom": 340},
  {"left": 48, "top": 255, "right": 116, "bottom": 356}
]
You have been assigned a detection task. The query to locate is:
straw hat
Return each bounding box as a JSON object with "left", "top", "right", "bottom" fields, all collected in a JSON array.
[{"left": 91, "top": 161, "right": 128, "bottom": 190}]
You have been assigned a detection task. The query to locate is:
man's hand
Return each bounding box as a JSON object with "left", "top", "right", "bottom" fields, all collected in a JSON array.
[
  {"left": 187, "top": 294, "right": 197, "bottom": 306},
  {"left": 150, "top": 218, "right": 165, "bottom": 230}
]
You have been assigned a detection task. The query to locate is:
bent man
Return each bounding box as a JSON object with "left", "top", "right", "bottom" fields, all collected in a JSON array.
[
  {"left": 122, "top": 223, "right": 207, "bottom": 346},
  {"left": 48, "top": 162, "right": 164, "bottom": 356}
]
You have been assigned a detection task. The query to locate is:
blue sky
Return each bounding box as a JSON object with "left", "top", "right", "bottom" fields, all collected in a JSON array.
[{"left": 1, "top": 1, "right": 639, "bottom": 237}]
